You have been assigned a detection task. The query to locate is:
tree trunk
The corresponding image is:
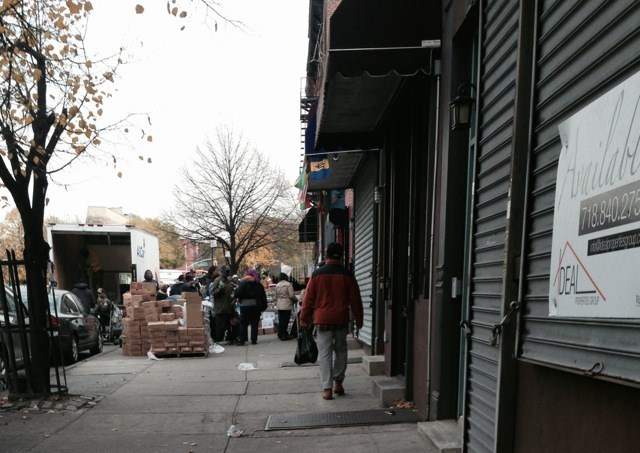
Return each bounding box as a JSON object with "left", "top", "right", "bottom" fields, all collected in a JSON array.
[{"left": 22, "top": 230, "right": 51, "bottom": 396}]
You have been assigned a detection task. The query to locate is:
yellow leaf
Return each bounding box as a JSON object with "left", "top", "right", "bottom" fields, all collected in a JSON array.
[
  {"left": 33, "top": 68, "right": 42, "bottom": 80},
  {"left": 84, "top": 1, "right": 93, "bottom": 12},
  {"left": 147, "top": 135, "right": 153, "bottom": 142},
  {"left": 135, "top": 4, "right": 144, "bottom": 14}
]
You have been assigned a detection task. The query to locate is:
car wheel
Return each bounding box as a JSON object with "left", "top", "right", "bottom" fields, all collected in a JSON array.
[
  {"left": 64, "top": 336, "right": 79, "bottom": 365},
  {"left": 0, "top": 346, "right": 8, "bottom": 391},
  {"left": 90, "top": 334, "right": 103, "bottom": 355}
]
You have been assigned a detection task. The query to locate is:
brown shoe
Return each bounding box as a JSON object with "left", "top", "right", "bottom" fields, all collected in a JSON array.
[
  {"left": 322, "top": 389, "right": 333, "bottom": 400},
  {"left": 333, "top": 380, "right": 345, "bottom": 396}
]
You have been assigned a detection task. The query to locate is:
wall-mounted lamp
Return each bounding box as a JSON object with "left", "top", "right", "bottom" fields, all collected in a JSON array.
[
  {"left": 450, "top": 83, "right": 476, "bottom": 130},
  {"left": 374, "top": 185, "right": 384, "bottom": 204}
]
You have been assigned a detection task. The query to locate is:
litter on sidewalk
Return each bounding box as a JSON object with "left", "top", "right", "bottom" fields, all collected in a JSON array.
[{"left": 237, "top": 363, "right": 257, "bottom": 371}]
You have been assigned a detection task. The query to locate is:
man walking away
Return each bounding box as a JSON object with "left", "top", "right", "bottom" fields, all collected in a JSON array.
[{"left": 300, "top": 242, "right": 363, "bottom": 400}]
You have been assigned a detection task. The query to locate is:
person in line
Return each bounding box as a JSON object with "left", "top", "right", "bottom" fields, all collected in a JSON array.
[
  {"left": 143, "top": 269, "right": 159, "bottom": 291},
  {"left": 156, "top": 283, "right": 169, "bottom": 301},
  {"left": 300, "top": 242, "right": 363, "bottom": 400},
  {"left": 180, "top": 273, "right": 200, "bottom": 293},
  {"left": 275, "top": 272, "right": 295, "bottom": 341},
  {"left": 95, "top": 288, "right": 113, "bottom": 336},
  {"left": 169, "top": 274, "right": 185, "bottom": 295},
  {"left": 234, "top": 268, "right": 267, "bottom": 346},
  {"left": 211, "top": 266, "right": 235, "bottom": 344},
  {"left": 260, "top": 270, "right": 272, "bottom": 290},
  {"left": 71, "top": 281, "right": 96, "bottom": 314},
  {"left": 201, "top": 265, "right": 219, "bottom": 299}
]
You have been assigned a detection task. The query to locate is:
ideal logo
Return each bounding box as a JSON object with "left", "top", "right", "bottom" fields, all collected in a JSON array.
[{"left": 553, "top": 242, "right": 606, "bottom": 301}]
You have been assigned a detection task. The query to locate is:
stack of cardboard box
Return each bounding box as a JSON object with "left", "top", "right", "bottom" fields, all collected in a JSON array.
[
  {"left": 121, "top": 282, "right": 157, "bottom": 356},
  {"left": 121, "top": 283, "right": 208, "bottom": 357}
]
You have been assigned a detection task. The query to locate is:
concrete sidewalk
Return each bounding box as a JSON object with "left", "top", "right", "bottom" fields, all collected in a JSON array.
[{"left": 0, "top": 333, "right": 433, "bottom": 452}]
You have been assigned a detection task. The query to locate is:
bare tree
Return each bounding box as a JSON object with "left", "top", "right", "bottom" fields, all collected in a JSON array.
[{"left": 170, "top": 126, "right": 299, "bottom": 274}]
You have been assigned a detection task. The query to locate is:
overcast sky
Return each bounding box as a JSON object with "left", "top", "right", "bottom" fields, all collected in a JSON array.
[{"left": 40, "top": 0, "right": 308, "bottom": 221}]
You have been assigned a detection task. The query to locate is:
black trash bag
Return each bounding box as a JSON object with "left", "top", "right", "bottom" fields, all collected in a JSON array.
[{"left": 294, "top": 326, "right": 318, "bottom": 365}]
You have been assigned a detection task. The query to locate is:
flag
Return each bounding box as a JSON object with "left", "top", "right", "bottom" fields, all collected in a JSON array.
[{"left": 308, "top": 154, "right": 331, "bottom": 180}]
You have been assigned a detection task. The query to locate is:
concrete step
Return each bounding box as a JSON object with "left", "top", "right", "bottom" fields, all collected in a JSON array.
[
  {"left": 371, "top": 375, "right": 405, "bottom": 407},
  {"left": 362, "top": 355, "right": 385, "bottom": 376},
  {"left": 417, "top": 419, "right": 462, "bottom": 453}
]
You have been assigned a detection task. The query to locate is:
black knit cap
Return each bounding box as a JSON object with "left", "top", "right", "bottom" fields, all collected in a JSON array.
[{"left": 326, "top": 242, "right": 343, "bottom": 259}]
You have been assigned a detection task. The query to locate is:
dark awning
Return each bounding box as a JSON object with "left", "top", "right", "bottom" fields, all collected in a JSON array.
[
  {"left": 304, "top": 0, "right": 439, "bottom": 191},
  {"left": 312, "top": 0, "right": 439, "bottom": 151},
  {"left": 298, "top": 207, "right": 318, "bottom": 243}
]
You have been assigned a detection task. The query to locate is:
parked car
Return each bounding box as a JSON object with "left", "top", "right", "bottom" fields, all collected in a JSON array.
[
  {"left": 2, "top": 285, "right": 102, "bottom": 368},
  {"left": 0, "top": 284, "right": 28, "bottom": 391}
]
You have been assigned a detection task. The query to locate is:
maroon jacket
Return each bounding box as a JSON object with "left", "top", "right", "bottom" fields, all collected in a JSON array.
[{"left": 300, "top": 259, "right": 363, "bottom": 328}]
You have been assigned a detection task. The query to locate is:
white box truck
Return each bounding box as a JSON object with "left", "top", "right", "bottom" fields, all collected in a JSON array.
[{"left": 46, "top": 223, "right": 160, "bottom": 304}]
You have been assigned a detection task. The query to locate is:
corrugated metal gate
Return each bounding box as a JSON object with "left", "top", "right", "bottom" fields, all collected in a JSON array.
[
  {"left": 464, "top": 1, "right": 520, "bottom": 451},
  {"left": 520, "top": 2, "right": 640, "bottom": 381},
  {"left": 353, "top": 155, "right": 377, "bottom": 347}
]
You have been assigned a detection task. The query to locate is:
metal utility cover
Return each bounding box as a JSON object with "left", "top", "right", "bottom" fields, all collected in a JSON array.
[
  {"left": 265, "top": 408, "right": 422, "bottom": 431},
  {"left": 279, "top": 357, "right": 362, "bottom": 368}
]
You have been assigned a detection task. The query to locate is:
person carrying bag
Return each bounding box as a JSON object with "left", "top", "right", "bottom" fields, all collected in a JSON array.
[{"left": 299, "top": 243, "right": 363, "bottom": 400}]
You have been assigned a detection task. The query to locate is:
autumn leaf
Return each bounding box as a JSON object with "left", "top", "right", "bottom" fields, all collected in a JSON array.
[
  {"left": 66, "top": 0, "right": 80, "bottom": 14},
  {"left": 117, "top": 172, "right": 123, "bottom": 178},
  {"left": 147, "top": 158, "right": 152, "bottom": 163},
  {"left": 84, "top": 1, "right": 93, "bottom": 12},
  {"left": 147, "top": 135, "right": 153, "bottom": 142},
  {"left": 171, "top": 6, "right": 177, "bottom": 16},
  {"left": 103, "top": 71, "right": 113, "bottom": 82},
  {"left": 135, "top": 4, "right": 144, "bottom": 14},
  {"left": 179, "top": 11, "right": 187, "bottom": 18},
  {"left": 139, "top": 155, "right": 144, "bottom": 160}
]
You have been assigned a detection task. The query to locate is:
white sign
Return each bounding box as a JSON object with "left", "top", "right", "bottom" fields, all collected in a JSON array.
[{"left": 549, "top": 70, "right": 640, "bottom": 317}]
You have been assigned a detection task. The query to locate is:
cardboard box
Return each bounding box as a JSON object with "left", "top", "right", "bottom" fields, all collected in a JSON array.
[
  {"left": 160, "top": 313, "right": 176, "bottom": 321},
  {"left": 164, "top": 320, "right": 180, "bottom": 331},
  {"left": 131, "top": 281, "right": 157, "bottom": 297},
  {"left": 147, "top": 321, "right": 165, "bottom": 332},
  {"left": 141, "top": 301, "right": 157, "bottom": 309},
  {"left": 182, "top": 301, "right": 203, "bottom": 328},
  {"left": 131, "top": 307, "right": 146, "bottom": 321},
  {"left": 181, "top": 292, "right": 201, "bottom": 304}
]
